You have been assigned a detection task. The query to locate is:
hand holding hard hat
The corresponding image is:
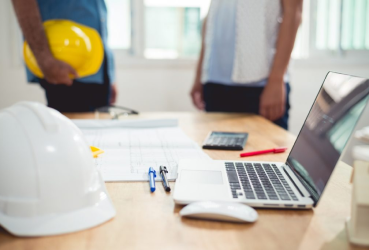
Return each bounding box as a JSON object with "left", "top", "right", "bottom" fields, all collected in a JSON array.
[
  {"left": 44, "top": 58, "right": 80, "bottom": 85},
  {"left": 38, "top": 58, "right": 79, "bottom": 86},
  {"left": 23, "top": 20, "right": 104, "bottom": 85},
  {"left": 0, "top": 102, "right": 115, "bottom": 236}
]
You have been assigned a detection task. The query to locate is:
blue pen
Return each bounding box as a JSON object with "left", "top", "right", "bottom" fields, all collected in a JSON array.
[{"left": 148, "top": 167, "right": 156, "bottom": 192}]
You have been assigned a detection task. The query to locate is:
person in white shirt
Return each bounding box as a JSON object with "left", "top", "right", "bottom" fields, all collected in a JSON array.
[{"left": 190, "top": 0, "right": 303, "bottom": 130}]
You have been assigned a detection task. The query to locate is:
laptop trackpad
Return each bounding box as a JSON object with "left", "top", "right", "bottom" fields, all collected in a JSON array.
[{"left": 180, "top": 170, "right": 223, "bottom": 185}]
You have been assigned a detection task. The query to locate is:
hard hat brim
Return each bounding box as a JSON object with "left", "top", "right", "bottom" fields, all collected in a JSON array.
[{"left": 0, "top": 173, "right": 116, "bottom": 237}]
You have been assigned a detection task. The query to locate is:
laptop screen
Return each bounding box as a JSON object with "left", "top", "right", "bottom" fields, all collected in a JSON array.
[{"left": 287, "top": 72, "right": 369, "bottom": 204}]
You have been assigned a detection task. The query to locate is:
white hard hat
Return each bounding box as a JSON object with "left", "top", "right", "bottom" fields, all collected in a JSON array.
[{"left": 0, "top": 102, "right": 116, "bottom": 236}]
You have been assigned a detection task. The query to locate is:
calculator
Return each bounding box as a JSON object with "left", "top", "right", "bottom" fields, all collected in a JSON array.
[{"left": 202, "top": 131, "right": 248, "bottom": 150}]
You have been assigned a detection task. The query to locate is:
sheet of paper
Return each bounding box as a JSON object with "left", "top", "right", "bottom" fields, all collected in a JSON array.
[
  {"left": 73, "top": 118, "right": 178, "bottom": 129},
  {"left": 76, "top": 121, "right": 210, "bottom": 181}
]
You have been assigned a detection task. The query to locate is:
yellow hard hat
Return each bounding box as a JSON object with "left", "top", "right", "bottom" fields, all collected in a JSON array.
[{"left": 23, "top": 20, "right": 104, "bottom": 79}]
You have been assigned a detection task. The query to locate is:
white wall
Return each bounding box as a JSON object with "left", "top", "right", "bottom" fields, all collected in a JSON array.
[
  {"left": 0, "top": 1, "right": 47, "bottom": 107},
  {"left": 115, "top": 66, "right": 197, "bottom": 112}
]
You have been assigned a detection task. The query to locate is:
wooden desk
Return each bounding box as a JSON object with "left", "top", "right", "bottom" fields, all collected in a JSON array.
[{"left": 0, "top": 113, "right": 362, "bottom": 250}]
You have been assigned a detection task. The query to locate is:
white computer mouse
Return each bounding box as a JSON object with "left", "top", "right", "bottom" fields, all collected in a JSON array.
[{"left": 179, "top": 201, "right": 258, "bottom": 223}]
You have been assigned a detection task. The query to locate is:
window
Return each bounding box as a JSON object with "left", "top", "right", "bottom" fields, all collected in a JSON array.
[
  {"left": 106, "top": 0, "right": 210, "bottom": 60},
  {"left": 105, "top": 0, "right": 132, "bottom": 50},
  {"left": 293, "top": 0, "right": 369, "bottom": 60},
  {"left": 107, "top": 0, "right": 369, "bottom": 62},
  {"left": 144, "top": 0, "right": 210, "bottom": 59},
  {"left": 315, "top": 0, "right": 369, "bottom": 51},
  {"left": 144, "top": 3, "right": 201, "bottom": 58}
]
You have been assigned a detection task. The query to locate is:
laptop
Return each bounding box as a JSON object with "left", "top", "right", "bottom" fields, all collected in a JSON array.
[{"left": 173, "top": 72, "right": 369, "bottom": 209}]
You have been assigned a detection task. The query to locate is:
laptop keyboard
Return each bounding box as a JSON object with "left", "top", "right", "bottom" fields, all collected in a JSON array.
[{"left": 225, "top": 162, "right": 299, "bottom": 201}]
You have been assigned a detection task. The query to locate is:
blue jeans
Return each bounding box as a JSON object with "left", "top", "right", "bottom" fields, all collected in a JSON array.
[{"left": 203, "top": 82, "right": 291, "bottom": 130}]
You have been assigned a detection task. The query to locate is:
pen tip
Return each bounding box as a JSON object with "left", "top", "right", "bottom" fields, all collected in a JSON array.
[{"left": 151, "top": 187, "right": 155, "bottom": 192}]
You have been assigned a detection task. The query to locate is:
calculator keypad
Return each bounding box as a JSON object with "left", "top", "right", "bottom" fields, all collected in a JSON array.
[{"left": 202, "top": 132, "right": 248, "bottom": 150}]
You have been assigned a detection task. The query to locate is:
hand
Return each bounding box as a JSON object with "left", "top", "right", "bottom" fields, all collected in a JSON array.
[
  {"left": 110, "top": 83, "right": 118, "bottom": 104},
  {"left": 190, "top": 80, "right": 205, "bottom": 110},
  {"left": 259, "top": 78, "right": 286, "bottom": 121},
  {"left": 39, "top": 57, "right": 79, "bottom": 86}
]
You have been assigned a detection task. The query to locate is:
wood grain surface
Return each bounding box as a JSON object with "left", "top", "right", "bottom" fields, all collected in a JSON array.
[{"left": 0, "top": 112, "right": 364, "bottom": 250}]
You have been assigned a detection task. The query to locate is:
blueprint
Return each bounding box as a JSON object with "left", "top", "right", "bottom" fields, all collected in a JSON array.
[{"left": 74, "top": 119, "right": 210, "bottom": 181}]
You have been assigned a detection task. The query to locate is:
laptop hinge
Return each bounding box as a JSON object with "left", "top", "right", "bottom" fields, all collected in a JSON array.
[
  {"left": 283, "top": 164, "right": 319, "bottom": 205},
  {"left": 282, "top": 165, "right": 309, "bottom": 196}
]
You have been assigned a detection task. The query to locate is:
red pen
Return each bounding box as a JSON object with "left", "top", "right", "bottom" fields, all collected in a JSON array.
[{"left": 240, "top": 147, "right": 288, "bottom": 157}]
